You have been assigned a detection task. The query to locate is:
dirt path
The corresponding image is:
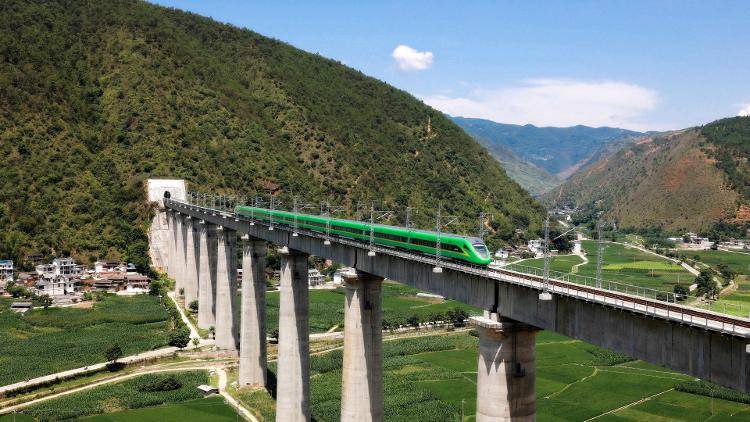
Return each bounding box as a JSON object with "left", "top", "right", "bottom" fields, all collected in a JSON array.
[
  {"left": 583, "top": 388, "right": 674, "bottom": 421},
  {"left": 217, "top": 367, "right": 257, "bottom": 422}
]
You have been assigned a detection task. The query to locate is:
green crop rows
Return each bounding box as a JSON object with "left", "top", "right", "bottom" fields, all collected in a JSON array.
[
  {"left": 0, "top": 295, "right": 170, "bottom": 386},
  {"left": 77, "top": 396, "right": 238, "bottom": 422},
  {"left": 11, "top": 371, "right": 210, "bottom": 421}
]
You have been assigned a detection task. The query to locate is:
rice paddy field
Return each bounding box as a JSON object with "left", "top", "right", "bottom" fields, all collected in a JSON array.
[
  {"left": 524, "top": 240, "right": 695, "bottom": 292},
  {"left": 0, "top": 295, "right": 171, "bottom": 387}
]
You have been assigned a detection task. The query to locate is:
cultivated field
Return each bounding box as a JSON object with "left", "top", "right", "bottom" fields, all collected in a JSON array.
[
  {"left": 3, "top": 371, "right": 215, "bottom": 421},
  {"left": 264, "top": 281, "right": 477, "bottom": 333},
  {"left": 0, "top": 295, "right": 171, "bottom": 386},
  {"left": 525, "top": 241, "right": 694, "bottom": 292}
]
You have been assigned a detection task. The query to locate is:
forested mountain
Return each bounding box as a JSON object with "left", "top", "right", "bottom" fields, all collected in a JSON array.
[
  {"left": 0, "top": 0, "right": 545, "bottom": 269},
  {"left": 452, "top": 116, "right": 643, "bottom": 182},
  {"left": 544, "top": 117, "right": 750, "bottom": 235},
  {"left": 467, "top": 140, "right": 560, "bottom": 196}
]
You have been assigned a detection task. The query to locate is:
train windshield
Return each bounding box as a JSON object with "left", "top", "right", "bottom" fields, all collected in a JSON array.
[{"left": 473, "top": 243, "right": 489, "bottom": 259}]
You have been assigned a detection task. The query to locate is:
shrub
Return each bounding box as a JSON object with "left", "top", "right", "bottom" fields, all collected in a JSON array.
[
  {"left": 188, "top": 300, "right": 199, "bottom": 313},
  {"left": 676, "top": 380, "right": 750, "bottom": 404},
  {"left": 168, "top": 328, "right": 191, "bottom": 348},
  {"left": 139, "top": 375, "right": 183, "bottom": 392}
]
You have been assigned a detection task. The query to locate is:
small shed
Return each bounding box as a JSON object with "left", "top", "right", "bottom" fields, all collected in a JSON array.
[{"left": 197, "top": 384, "right": 219, "bottom": 396}]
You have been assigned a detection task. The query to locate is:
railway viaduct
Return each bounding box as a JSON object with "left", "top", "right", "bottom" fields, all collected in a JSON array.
[{"left": 148, "top": 180, "right": 750, "bottom": 421}]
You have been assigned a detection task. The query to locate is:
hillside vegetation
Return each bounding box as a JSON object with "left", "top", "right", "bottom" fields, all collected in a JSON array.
[
  {"left": 0, "top": 0, "right": 545, "bottom": 269},
  {"left": 545, "top": 117, "right": 750, "bottom": 234}
]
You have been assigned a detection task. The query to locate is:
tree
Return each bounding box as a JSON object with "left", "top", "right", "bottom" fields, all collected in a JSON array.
[
  {"left": 673, "top": 284, "right": 689, "bottom": 301},
  {"left": 188, "top": 300, "right": 199, "bottom": 313},
  {"left": 105, "top": 344, "right": 123, "bottom": 364},
  {"left": 168, "top": 328, "right": 190, "bottom": 348},
  {"left": 446, "top": 308, "right": 469, "bottom": 327},
  {"left": 695, "top": 268, "right": 718, "bottom": 300},
  {"left": 406, "top": 315, "right": 420, "bottom": 328},
  {"left": 37, "top": 294, "right": 53, "bottom": 309}
]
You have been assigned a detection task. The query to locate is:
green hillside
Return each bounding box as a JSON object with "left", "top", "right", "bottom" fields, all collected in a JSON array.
[
  {"left": 544, "top": 117, "right": 750, "bottom": 234},
  {"left": 0, "top": 0, "right": 545, "bottom": 269}
]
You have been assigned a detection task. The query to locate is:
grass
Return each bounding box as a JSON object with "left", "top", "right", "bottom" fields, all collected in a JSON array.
[
  {"left": 525, "top": 241, "right": 695, "bottom": 292},
  {"left": 14, "top": 371, "right": 210, "bottom": 421},
  {"left": 78, "top": 396, "right": 238, "bottom": 421},
  {"left": 0, "top": 295, "right": 171, "bottom": 386}
]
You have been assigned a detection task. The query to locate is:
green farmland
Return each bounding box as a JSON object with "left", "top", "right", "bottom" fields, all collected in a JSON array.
[
  {"left": 525, "top": 241, "right": 694, "bottom": 292},
  {"left": 689, "top": 249, "right": 750, "bottom": 276},
  {"left": 233, "top": 331, "right": 750, "bottom": 421},
  {"left": 10, "top": 371, "right": 214, "bottom": 421},
  {"left": 0, "top": 295, "right": 171, "bottom": 387},
  {"left": 79, "top": 396, "right": 239, "bottom": 422},
  {"left": 263, "top": 281, "right": 478, "bottom": 333}
]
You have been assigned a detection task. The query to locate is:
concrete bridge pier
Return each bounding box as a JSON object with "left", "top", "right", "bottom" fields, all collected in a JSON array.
[
  {"left": 340, "top": 271, "right": 384, "bottom": 422},
  {"left": 183, "top": 216, "right": 199, "bottom": 306},
  {"left": 174, "top": 213, "right": 186, "bottom": 296},
  {"left": 471, "top": 315, "right": 539, "bottom": 422},
  {"left": 165, "top": 210, "right": 176, "bottom": 279},
  {"left": 197, "top": 221, "right": 217, "bottom": 329},
  {"left": 275, "top": 247, "right": 310, "bottom": 422},
  {"left": 214, "top": 226, "right": 239, "bottom": 350},
  {"left": 239, "top": 236, "right": 268, "bottom": 387}
]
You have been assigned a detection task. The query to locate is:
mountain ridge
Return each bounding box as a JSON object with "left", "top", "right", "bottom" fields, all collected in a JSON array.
[
  {"left": 451, "top": 116, "right": 643, "bottom": 195},
  {"left": 543, "top": 116, "right": 750, "bottom": 234}
]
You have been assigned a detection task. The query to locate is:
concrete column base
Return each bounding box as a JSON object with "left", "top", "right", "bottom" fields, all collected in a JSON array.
[
  {"left": 340, "top": 271, "right": 384, "bottom": 422},
  {"left": 471, "top": 315, "right": 539, "bottom": 422},
  {"left": 214, "top": 226, "right": 239, "bottom": 350},
  {"left": 275, "top": 247, "right": 310, "bottom": 422},
  {"left": 239, "top": 236, "right": 267, "bottom": 387}
]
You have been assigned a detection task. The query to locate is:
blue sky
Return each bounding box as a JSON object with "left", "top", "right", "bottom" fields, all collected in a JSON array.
[{"left": 150, "top": 1, "right": 749, "bottom": 131}]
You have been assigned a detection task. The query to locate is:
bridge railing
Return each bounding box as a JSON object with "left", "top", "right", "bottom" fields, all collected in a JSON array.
[
  {"left": 503, "top": 262, "right": 750, "bottom": 319},
  {"left": 165, "top": 197, "right": 750, "bottom": 334}
]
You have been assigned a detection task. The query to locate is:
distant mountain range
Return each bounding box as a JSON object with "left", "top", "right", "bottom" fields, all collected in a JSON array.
[
  {"left": 451, "top": 117, "right": 644, "bottom": 195},
  {"left": 543, "top": 116, "right": 750, "bottom": 234}
]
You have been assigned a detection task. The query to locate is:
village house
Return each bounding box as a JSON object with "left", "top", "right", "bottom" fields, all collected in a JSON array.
[
  {"left": 308, "top": 268, "right": 325, "bottom": 286},
  {"left": 94, "top": 261, "right": 127, "bottom": 274},
  {"left": 35, "top": 274, "right": 80, "bottom": 296},
  {"left": 0, "top": 260, "right": 13, "bottom": 282},
  {"left": 36, "top": 257, "right": 82, "bottom": 277}
]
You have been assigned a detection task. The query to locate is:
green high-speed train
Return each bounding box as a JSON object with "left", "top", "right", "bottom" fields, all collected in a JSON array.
[{"left": 234, "top": 206, "right": 492, "bottom": 266}]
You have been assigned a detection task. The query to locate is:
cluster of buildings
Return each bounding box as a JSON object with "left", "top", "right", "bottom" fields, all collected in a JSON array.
[
  {"left": 668, "top": 233, "right": 714, "bottom": 250},
  {"left": 0, "top": 257, "right": 151, "bottom": 302}
]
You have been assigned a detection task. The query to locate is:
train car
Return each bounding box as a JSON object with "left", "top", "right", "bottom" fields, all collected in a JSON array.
[{"left": 234, "top": 206, "right": 492, "bottom": 266}]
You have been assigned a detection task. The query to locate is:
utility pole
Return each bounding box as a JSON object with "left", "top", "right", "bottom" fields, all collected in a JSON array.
[
  {"left": 539, "top": 217, "right": 552, "bottom": 300},
  {"left": 596, "top": 221, "right": 604, "bottom": 288}
]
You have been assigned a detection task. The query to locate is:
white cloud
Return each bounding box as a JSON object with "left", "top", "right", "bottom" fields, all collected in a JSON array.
[
  {"left": 392, "top": 45, "right": 433, "bottom": 71},
  {"left": 738, "top": 104, "right": 750, "bottom": 117},
  {"left": 422, "top": 78, "right": 661, "bottom": 130}
]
